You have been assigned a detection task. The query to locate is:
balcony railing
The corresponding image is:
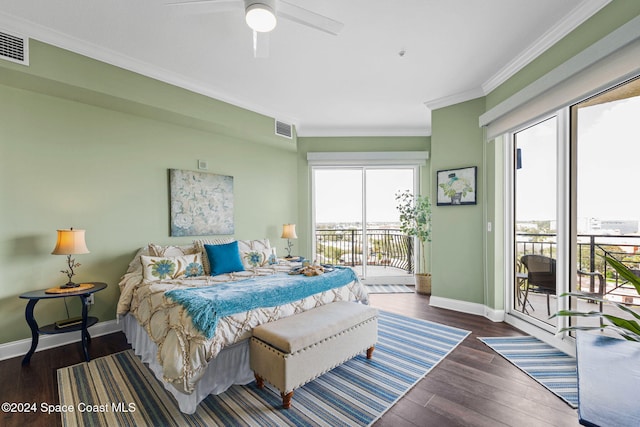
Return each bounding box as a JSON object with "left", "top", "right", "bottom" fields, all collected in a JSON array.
[
  {"left": 314, "top": 229, "right": 640, "bottom": 299},
  {"left": 315, "top": 228, "right": 414, "bottom": 274},
  {"left": 516, "top": 232, "right": 640, "bottom": 303}
]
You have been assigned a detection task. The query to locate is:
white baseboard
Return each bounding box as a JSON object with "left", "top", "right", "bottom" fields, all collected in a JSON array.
[
  {"left": 484, "top": 307, "right": 506, "bottom": 322},
  {"left": 0, "top": 298, "right": 508, "bottom": 362},
  {"left": 0, "top": 319, "right": 121, "bottom": 362},
  {"left": 429, "top": 296, "right": 505, "bottom": 322}
]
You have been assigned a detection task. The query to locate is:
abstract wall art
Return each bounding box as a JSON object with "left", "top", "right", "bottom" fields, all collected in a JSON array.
[{"left": 169, "top": 169, "right": 234, "bottom": 236}]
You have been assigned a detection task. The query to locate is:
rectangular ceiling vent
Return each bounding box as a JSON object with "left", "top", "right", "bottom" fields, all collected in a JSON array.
[
  {"left": 275, "top": 120, "right": 293, "bottom": 139},
  {"left": 0, "top": 30, "right": 28, "bottom": 66}
]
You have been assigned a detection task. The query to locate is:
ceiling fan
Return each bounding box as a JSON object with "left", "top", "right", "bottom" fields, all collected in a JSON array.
[{"left": 167, "top": 0, "right": 344, "bottom": 58}]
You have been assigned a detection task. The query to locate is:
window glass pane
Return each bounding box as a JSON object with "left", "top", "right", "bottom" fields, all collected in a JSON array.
[
  {"left": 365, "top": 169, "right": 415, "bottom": 277},
  {"left": 514, "top": 117, "right": 558, "bottom": 326},
  {"left": 313, "top": 167, "right": 417, "bottom": 283},
  {"left": 314, "top": 169, "right": 363, "bottom": 273},
  {"left": 573, "top": 77, "right": 640, "bottom": 329}
]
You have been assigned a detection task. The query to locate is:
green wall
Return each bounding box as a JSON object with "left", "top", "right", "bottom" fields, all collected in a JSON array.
[
  {"left": 430, "top": 98, "right": 485, "bottom": 303},
  {"left": 0, "top": 42, "right": 298, "bottom": 345}
]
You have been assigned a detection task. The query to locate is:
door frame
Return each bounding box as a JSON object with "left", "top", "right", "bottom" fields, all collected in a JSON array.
[
  {"left": 307, "top": 151, "right": 428, "bottom": 284},
  {"left": 502, "top": 111, "right": 574, "bottom": 356}
]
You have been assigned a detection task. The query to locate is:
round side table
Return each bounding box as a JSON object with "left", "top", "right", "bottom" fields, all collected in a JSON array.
[{"left": 19, "top": 282, "right": 107, "bottom": 365}]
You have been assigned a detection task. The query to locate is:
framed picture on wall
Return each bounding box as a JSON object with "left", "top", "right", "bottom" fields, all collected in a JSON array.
[
  {"left": 169, "top": 169, "right": 234, "bottom": 236},
  {"left": 436, "top": 166, "right": 477, "bottom": 206}
]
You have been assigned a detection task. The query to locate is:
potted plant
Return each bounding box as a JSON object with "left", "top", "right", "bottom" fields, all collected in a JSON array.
[
  {"left": 552, "top": 256, "right": 640, "bottom": 426},
  {"left": 395, "top": 190, "right": 432, "bottom": 294},
  {"left": 553, "top": 255, "right": 640, "bottom": 340}
]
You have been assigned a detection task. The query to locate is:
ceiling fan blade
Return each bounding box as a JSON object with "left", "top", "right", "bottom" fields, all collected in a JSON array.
[
  {"left": 253, "top": 31, "right": 269, "bottom": 58},
  {"left": 165, "top": 0, "right": 242, "bottom": 15},
  {"left": 277, "top": 0, "right": 344, "bottom": 35}
]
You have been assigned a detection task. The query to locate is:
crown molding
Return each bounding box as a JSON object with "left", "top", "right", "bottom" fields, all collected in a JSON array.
[
  {"left": 424, "top": 87, "right": 485, "bottom": 111},
  {"left": 296, "top": 125, "right": 431, "bottom": 138},
  {"left": 0, "top": 11, "right": 300, "bottom": 129},
  {"left": 0, "top": 1, "right": 612, "bottom": 135},
  {"left": 481, "top": 0, "right": 612, "bottom": 94},
  {"left": 425, "top": 0, "right": 612, "bottom": 112}
]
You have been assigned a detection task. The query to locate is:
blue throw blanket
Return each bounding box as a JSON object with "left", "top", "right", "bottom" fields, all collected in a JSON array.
[{"left": 165, "top": 267, "right": 358, "bottom": 339}]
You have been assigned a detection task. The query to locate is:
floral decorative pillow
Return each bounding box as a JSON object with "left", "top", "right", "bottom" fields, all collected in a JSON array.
[
  {"left": 237, "top": 239, "right": 272, "bottom": 269},
  {"left": 243, "top": 250, "right": 267, "bottom": 267},
  {"left": 140, "top": 254, "right": 203, "bottom": 281}
]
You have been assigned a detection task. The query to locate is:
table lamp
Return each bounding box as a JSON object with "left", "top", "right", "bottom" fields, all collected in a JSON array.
[
  {"left": 51, "top": 228, "right": 90, "bottom": 288},
  {"left": 281, "top": 224, "right": 297, "bottom": 259}
]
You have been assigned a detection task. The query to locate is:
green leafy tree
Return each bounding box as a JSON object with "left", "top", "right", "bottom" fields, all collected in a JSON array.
[{"left": 395, "top": 191, "right": 432, "bottom": 274}]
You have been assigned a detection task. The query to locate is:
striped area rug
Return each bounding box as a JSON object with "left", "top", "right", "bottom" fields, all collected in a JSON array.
[
  {"left": 478, "top": 336, "right": 578, "bottom": 408},
  {"left": 58, "top": 311, "right": 469, "bottom": 426},
  {"left": 365, "top": 284, "right": 414, "bottom": 293}
]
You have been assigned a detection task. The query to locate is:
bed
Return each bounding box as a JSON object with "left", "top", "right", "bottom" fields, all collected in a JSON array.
[{"left": 116, "top": 239, "right": 369, "bottom": 414}]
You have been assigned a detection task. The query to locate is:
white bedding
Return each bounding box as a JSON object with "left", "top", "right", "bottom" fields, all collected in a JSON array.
[
  {"left": 122, "top": 313, "right": 253, "bottom": 414},
  {"left": 116, "top": 243, "right": 369, "bottom": 400}
]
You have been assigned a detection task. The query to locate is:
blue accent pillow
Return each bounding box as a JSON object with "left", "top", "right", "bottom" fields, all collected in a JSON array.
[{"left": 204, "top": 241, "right": 245, "bottom": 276}]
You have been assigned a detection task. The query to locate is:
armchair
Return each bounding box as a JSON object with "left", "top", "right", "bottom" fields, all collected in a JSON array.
[{"left": 521, "top": 254, "right": 556, "bottom": 315}]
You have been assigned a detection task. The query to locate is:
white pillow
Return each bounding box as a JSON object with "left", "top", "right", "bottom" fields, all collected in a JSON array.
[
  {"left": 140, "top": 253, "right": 203, "bottom": 281},
  {"left": 237, "top": 239, "right": 272, "bottom": 269},
  {"left": 148, "top": 243, "right": 198, "bottom": 257}
]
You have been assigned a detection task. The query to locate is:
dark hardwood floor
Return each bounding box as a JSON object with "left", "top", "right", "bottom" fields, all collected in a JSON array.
[{"left": 1, "top": 292, "right": 581, "bottom": 427}]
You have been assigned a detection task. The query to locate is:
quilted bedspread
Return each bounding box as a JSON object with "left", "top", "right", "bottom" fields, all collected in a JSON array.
[{"left": 116, "top": 248, "right": 369, "bottom": 394}]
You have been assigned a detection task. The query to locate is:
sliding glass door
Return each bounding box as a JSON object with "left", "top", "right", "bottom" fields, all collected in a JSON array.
[
  {"left": 313, "top": 167, "right": 417, "bottom": 284},
  {"left": 508, "top": 76, "right": 640, "bottom": 341},
  {"left": 571, "top": 77, "right": 640, "bottom": 330},
  {"left": 512, "top": 117, "right": 559, "bottom": 328}
]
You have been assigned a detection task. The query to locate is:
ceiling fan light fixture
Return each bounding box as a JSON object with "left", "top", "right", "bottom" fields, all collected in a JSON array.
[{"left": 245, "top": 3, "right": 277, "bottom": 33}]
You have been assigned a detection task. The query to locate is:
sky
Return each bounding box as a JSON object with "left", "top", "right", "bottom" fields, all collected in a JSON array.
[
  {"left": 516, "top": 95, "right": 640, "bottom": 223},
  {"left": 314, "top": 168, "right": 414, "bottom": 224},
  {"left": 576, "top": 97, "right": 640, "bottom": 221}
]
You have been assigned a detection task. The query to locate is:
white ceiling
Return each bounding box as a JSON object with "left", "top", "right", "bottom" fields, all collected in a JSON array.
[{"left": 0, "top": 0, "right": 610, "bottom": 137}]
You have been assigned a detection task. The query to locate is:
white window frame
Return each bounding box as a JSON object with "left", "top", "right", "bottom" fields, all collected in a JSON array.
[{"left": 502, "top": 111, "right": 574, "bottom": 356}]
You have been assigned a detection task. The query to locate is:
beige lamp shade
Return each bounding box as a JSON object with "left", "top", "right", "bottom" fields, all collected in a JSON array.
[
  {"left": 281, "top": 224, "right": 297, "bottom": 239},
  {"left": 51, "top": 228, "right": 90, "bottom": 255}
]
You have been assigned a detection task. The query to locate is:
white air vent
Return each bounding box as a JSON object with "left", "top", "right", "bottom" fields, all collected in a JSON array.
[
  {"left": 275, "top": 120, "right": 293, "bottom": 139},
  {"left": 0, "top": 30, "right": 28, "bottom": 65}
]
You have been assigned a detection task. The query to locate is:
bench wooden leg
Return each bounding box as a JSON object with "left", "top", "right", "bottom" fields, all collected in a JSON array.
[
  {"left": 281, "top": 391, "right": 294, "bottom": 409},
  {"left": 254, "top": 373, "right": 264, "bottom": 389},
  {"left": 366, "top": 346, "right": 375, "bottom": 359}
]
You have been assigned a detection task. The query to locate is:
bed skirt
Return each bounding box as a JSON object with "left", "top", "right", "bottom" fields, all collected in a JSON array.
[{"left": 121, "top": 313, "right": 255, "bottom": 414}]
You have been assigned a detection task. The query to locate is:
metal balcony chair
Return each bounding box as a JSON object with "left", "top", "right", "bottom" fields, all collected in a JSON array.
[
  {"left": 516, "top": 259, "right": 533, "bottom": 314},
  {"left": 576, "top": 270, "right": 606, "bottom": 311},
  {"left": 521, "top": 254, "right": 557, "bottom": 316}
]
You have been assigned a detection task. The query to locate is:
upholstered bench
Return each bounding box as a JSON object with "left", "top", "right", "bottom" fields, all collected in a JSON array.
[{"left": 249, "top": 301, "right": 378, "bottom": 409}]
